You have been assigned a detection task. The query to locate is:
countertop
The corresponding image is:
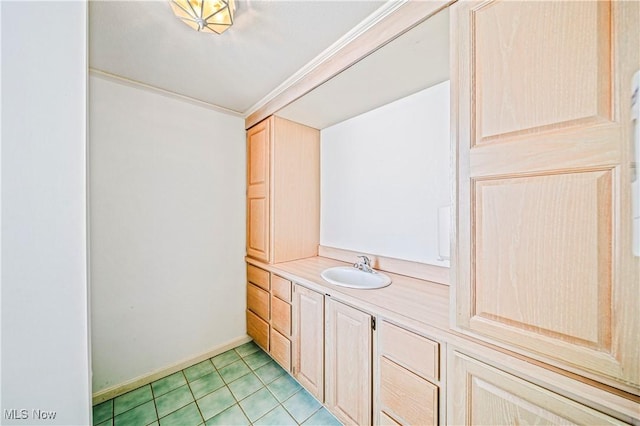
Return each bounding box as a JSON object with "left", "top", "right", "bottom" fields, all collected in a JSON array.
[{"left": 246, "top": 256, "right": 450, "bottom": 333}]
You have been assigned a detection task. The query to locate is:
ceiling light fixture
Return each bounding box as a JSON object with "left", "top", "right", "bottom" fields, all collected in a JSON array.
[{"left": 170, "top": 0, "right": 236, "bottom": 35}]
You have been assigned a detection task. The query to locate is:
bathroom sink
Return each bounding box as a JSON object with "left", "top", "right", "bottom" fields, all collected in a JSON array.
[{"left": 320, "top": 266, "right": 392, "bottom": 289}]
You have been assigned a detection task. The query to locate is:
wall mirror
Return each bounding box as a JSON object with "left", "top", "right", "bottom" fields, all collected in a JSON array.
[{"left": 276, "top": 7, "right": 452, "bottom": 271}]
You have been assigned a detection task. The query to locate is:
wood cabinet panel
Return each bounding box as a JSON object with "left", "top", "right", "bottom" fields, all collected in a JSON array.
[
  {"left": 379, "top": 411, "right": 401, "bottom": 426},
  {"left": 246, "top": 119, "right": 271, "bottom": 262},
  {"left": 247, "top": 283, "right": 269, "bottom": 322},
  {"left": 246, "top": 116, "right": 320, "bottom": 264},
  {"left": 271, "top": 274, "right": 292, "bottom": 302},
  {"left": 272, "top": 117, "right": 320, "bottom": 263},
  {"left": 473, "top": 1, "right": 612, "bottom": 143},
  {"left": 247, "top": 309, "right": 269, "bottom": 351},
  {"left": 453, "top": 0, "right": 640, "bottom": 389},
  {"left": 325, "top": 298, "right": 372, "bottom": 426},
  {"left": 379, "top": 357, "right": 437, "bottom": 426},
  {"left": 293, "top": 285, "right": 324, "bottom": 401},
  {"left": 448, "top": 351, "right": 629, "bottom": 425},
  {"left": 270, "top": 328, "right": 291, "bottom": 371},
  {"left": 474, "top": 171, "right": 612, "bottom": 347},
  {"left": 271, "top": 295, "right": 291, "bottom": 337},
  {"left": 247, "top": 264, "right": 270, "bottom": 291},
  {"left": 379, "top": 321, "right": 439, "bottom": 382}
]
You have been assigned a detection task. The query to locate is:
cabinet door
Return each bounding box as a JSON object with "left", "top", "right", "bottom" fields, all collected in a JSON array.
[
  {"left": 246, "top": 118, "right": 271, "bottom": 263},
  {"left": 453, "top": 0, "right": 640, "bottom": 388},
  {"left": 448, "top": 351, "right": 629, "bottom": 425},
  {"left": 293, "top": 285, "right": 324, "bottom": 401},
  {"left": 325, "top": 298, "right": 372, "bottom": 426}
]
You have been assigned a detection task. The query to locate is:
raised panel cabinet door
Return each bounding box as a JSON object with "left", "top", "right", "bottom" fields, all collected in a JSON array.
[
  {"left": 453, "top": 0, "right": 640, "bottom": 390},
  {"left": 293, "top": 284, "right": 324, "bottom": 401},
  {"left": 448, "top": 351, "right": 629, "bottom": 425},
  {"left": 325, "top": 298, "right": 372, "bottom": 426},
  {"left": 246, "top": 118, "right": 271, "bottom": 262}
]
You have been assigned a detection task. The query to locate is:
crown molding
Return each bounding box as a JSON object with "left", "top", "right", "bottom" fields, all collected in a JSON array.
[
  {"left": 89, "top": 68, "right": 244, "bottom": 117},
  {"left": 242, "top": 0, "right": 408, "bottom": 118}
]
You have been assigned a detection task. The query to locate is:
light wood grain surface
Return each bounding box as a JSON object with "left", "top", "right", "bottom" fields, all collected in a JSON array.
[
  {"left": 251, "top": 256, "right": 450, "bottom": 332},
  {"left": 271, "top": 274, "right": 292, "bottom": 302},
  {"left": 319, "top": 245, "right": 450, "bottom": 285},
  {"left": 269, "top": 328, "right": 291, "bottom": 371},
  {"left": 293, "top": 284, "right": 325, "bottom": 401},
  {"left": 271, "top": 117, "right": 320, "bottom": 263},
  {"left": 452, "top": 0, "right": 640, "bottom": 392},
  {"left": 325, "top": 299, "right": 372, "bottom": 426},
  {"left": 380, "top": 356, "right": 438, "bottom": 426}
]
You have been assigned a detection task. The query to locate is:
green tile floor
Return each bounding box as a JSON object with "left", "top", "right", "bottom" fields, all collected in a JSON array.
[{"left": 92, "top": 341, "right": 342, "bottom": 426}]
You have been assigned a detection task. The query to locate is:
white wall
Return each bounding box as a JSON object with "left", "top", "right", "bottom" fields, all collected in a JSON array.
[
  {"left": 89, "top": 75, "right": 246, "bottom": 393},
  {"left": 1, "top": 2, "right": 91, "bottom": 425},
  {"left": 321, "top": 81, "right": 450, "bottom": 265}
]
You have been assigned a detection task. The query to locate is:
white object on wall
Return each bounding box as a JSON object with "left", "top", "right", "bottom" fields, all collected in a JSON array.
[
  {"left": 1, "top": 2, "right": 91, "bottom": 424},
  {"left": 320, "top": 80, "right": 451, "bottom": 266},
  {"left": 89, "top": 74, "right": 246, "bottom": 393}
]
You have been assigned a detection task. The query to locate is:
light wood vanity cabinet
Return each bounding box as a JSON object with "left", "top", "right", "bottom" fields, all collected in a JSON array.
[
  {"left": 293, "top": 283, "right": 374, "bottom": 425},
  {"left": 246, "top": 116, "right": 320, "bottom": 264},
  {"left": 270, "top": 274, "right": 293, "bottom": 371},
  {"left": 452, "top": 0, "right": 640, "bottom": 392},
  {"left": 246, "top": 264, "right": 293, "bottom": 370},
  {"left": 246, "top": 264, "right": 270, "bottom": 351},
  {"left": 376, "top": 320, "right": 440, "bottom": 426}
]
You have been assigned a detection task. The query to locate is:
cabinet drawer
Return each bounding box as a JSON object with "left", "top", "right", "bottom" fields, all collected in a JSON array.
[
  {"left": 271, "top": 275, "right": 292, "bottom": 302},
  {"left": 380, "top": 321, "right": 439, "bottom": 382},
  {"left": 247, "top": 283, "right": 269, "bottom": 321},
  {"left": 247, "top": 310, "right": 269, "bottom": 351},
  {"left": 270, "top": 328, "right": 291, "bottom": 371},
  {"left": 247, "top": 264, "right": 270, "bottom": 290},
  {"left": 380, "top": 357, "right": 437, "bottom": 426},
  {"left": 271, "top": 296, "right": 291, "bottom": 336}
]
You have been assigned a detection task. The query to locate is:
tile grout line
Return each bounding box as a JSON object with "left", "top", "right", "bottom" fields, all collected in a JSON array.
[
  {"left": 182, "top": 362, "right": 208, "bottom": 426},
  {"left": 228, "top": 352, "right": 255, "bottom": 424},
  {"left": 98, "top": 342, "right": 334, "bottom": 426},
  {"left": 149, "top": 382, "right": 159, "bottom": 425}
]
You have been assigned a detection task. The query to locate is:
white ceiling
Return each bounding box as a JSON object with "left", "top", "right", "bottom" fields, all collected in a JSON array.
[
  {"left": 89, "top": 0, "right": 387, "bottom": 115},
  {"left": 277, "top": 7, "right": 449, "bottom": 129}
]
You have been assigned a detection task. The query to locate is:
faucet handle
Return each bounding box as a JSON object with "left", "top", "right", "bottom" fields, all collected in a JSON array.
[{"left": 357, "top": 255, "right": 371, "bottom": 266}]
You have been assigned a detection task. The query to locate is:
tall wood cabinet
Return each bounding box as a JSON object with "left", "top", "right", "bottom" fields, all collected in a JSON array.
[
  {"left": 246, "top": 116, "right": 320, "bottom": 264},
  {"left": 452, "top": 0, "right": 640, "bottom": 392}
]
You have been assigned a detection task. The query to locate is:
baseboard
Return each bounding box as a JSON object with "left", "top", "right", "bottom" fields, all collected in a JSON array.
[{"left": 92, "top": 335, "right": 253, "bottom": 405}]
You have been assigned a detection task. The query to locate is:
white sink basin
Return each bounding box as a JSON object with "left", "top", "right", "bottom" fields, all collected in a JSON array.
[{"left": 320, "top": 266, "right": 392, "bottom": 289}]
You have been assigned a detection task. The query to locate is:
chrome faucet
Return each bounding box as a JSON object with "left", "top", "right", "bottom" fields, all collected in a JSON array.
[{"left": 354, "top": 255, "right": 374, "bottom": 273}]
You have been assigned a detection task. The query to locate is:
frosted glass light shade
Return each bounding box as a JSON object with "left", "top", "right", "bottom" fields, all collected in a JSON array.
[{"left": 170, "top": 0, "right": 236, "bottom": 34}]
